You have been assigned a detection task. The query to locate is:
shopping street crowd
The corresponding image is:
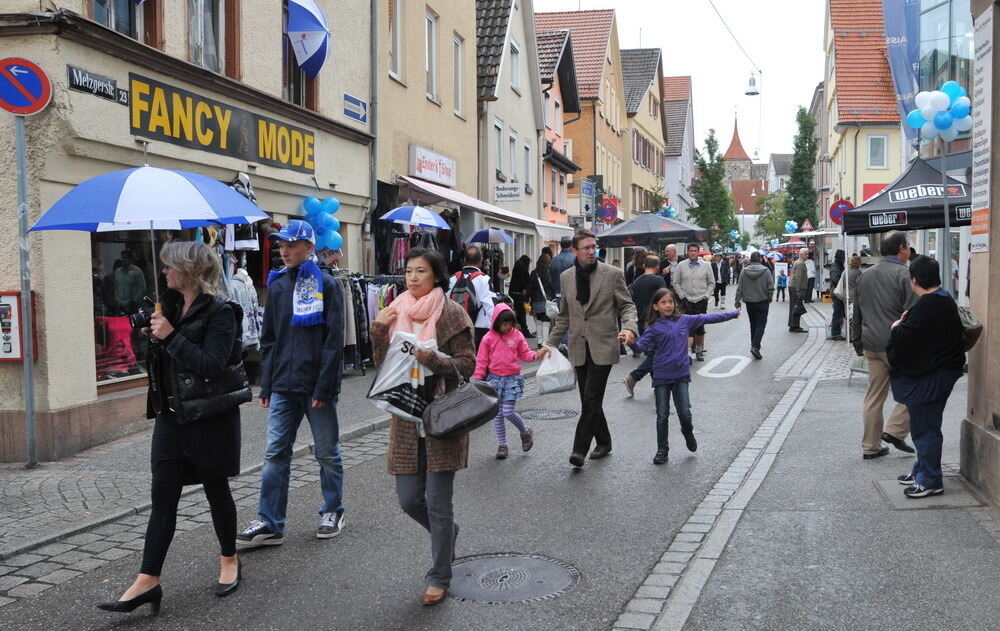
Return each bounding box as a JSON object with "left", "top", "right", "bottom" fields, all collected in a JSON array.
[{"left": 90, "top": 222, "right": 971, "bottom": 616}]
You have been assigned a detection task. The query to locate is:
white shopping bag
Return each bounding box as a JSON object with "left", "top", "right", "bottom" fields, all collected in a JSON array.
[
  {"left": 536, "top": 346, "right": 576, "bottom": 394},
  {"left": 368, "top": 331, "right": 441, "bottom": 422}
]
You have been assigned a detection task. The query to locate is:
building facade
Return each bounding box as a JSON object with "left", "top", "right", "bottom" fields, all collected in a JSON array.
[
  {"left": 0, "top": 0, "right": 373, "bottom": 460},
  {"left": 621, "top": 49, "right": 667, "bottom": 217},
  {"left": 663, "top": 76, "right": 696, "bottom": 221},
  {"left": 537, "top": 28, "right": 582, "bottom": 230}
]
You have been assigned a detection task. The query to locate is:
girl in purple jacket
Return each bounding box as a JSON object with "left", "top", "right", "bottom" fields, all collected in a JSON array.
[{"left": 633, "top": 288, "right": 740, "bottom": 464}]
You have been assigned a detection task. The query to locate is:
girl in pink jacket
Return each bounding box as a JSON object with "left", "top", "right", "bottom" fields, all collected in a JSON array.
[{"left": 474, "top": 303, "right": 550, "bottom": 459}]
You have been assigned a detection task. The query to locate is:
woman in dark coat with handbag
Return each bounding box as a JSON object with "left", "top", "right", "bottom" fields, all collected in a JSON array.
[
  {"left": 529, "top": 253, "right": 555, "bottom": 346},
  {"left": 98, "top": 241, "right": 247, "bottom": 614},
  {"left": 508, "top": 255, "right": 534, "bottom": 336},
  {"left": 887, "top": 256, "right": 965, "bottom": 499},
  {"left": 370, "top": 248, "right": 476, "bottom": 606}
]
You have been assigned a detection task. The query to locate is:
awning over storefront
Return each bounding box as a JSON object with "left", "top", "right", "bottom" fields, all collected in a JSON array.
[{"left": 398, "top": 175, "right": 573, "bottom": 241}]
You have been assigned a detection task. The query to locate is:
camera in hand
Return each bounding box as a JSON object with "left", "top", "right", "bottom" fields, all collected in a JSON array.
[{"left": 128, "top": 297, "right": 156, "bottom": 329}]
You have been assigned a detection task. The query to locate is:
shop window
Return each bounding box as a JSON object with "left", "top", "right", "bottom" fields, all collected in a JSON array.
[
  {"left": 389, "top": 0, "right": 403, "bottom": 78},
  {"left": 92, "top": 0, "right": 163, "bottom": 48},
  {"left": 283, "top": 1, "right": 319, "bottom": 110},
  {"left": 426, "top": 10, "right": 438, "bottom": 100},
  {"left": 91, "top": 232, "right": 160, "bottom": 383}
]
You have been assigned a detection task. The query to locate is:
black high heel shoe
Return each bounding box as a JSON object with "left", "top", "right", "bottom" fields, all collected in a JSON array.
[
  {"left": 96, "top": 584, "right": 162, "bottom": 614},
  {"left": 215, "top": 559, "right": 241, "bottom": 597}
]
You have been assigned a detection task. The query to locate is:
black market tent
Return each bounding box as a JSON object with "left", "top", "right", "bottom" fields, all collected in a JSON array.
[
  {"left": 596, "top": 213, "right": 707, "bottom": 247},
  {"left": 843, "top": 157, "right": 972, "bottom": 235}
]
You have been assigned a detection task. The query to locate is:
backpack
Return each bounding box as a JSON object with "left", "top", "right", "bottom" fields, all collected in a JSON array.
[{"left": 449, "top": 269, "right": 484, "bottom": 320}]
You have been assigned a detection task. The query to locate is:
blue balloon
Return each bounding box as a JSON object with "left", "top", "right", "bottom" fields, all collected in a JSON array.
[
  {"left": 667, "top": 208, "right": 678, "bottom": 218},
  {"left": 933, "top": 110, "right": 954, "bottom": 130},
  {"left": 323, "top": 231, "right": 344, "bottom": 251},
  {"left": 951, "top": 101, "right": 970, "bottom": 119},
  {"left": 322, "top": 197, "right": 341, "bottom": 215},
  {"left": 906, "top": 108, "right": 927, "bottom": 129},
  {"left": 941, "top": 80, "right": 966, "bottom": 105},
  {"left": 784, "top": 220, "right": 798, "bottom": 233},
  {"left": 328, "top": 216, "right": 340, "bottom": 232},
  {"left": 303, "top": 197, "right": 322, "bottom": 216}
]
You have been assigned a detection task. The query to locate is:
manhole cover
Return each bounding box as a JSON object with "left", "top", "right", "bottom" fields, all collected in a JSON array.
[
  {"left": 450, "top": 553, "right": 581, "bottom": 603},
  {"left": 519, "top": 408, "right": 578, "bottom": 421}
]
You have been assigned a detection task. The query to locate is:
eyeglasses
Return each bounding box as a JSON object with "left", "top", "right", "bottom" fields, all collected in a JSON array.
[{"left": 577, "top": 245, "right": 597, "bottom": 251}]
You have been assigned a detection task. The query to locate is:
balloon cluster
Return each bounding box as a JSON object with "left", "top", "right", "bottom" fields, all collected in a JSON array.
[
  {"left": 302, "top": 196, "right": 343, "bottom": 251},
  {"left": 658, "top": 204, "right": 679, "bottom": 219},
  {"left": 905, "top": 81, "right": 971, "bottom": 143},
  {"left": 784, "top": 220, "right": 798, "bottom": 233},
  {"left": 728, "top": 229, "right": 741, "bottom": 240},
  {"left": 770, "top": 238, "right": 780, "bottom": 247}
]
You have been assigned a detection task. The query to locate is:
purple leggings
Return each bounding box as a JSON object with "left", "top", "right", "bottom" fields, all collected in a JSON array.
[{"left": 494, "top": 400, "right": 529, "bottom": 445}]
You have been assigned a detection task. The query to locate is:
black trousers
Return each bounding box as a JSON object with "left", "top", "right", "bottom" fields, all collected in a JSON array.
[
  {"left": 510, "top": 291, "right": 532, "bottom": 334},
  {"left": 713, "top": 283, "right": 727, "bottom": 306},
  {"left": 573, "top": 347, "right": 613, "bottom": 454},
  {"left": 831, "top": 297, "right": 846, "bottom": 336},
  {"left": 474, "top": 327, "right": 488, "bottom": 348},
  {"left": 775, "top": 287, "right": 786, "bottom": 301},
  {"left": 745, "top": 301, "right": 769, "bottom": 349},
  {"left": 140, "top": 420, "right": 237, "bottom": 576},
  {"left": 787, "top": 288, "right": 803, "bottom": 329}
]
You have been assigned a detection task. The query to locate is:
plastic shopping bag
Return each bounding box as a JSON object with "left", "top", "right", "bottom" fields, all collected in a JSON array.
[
  {"left": 368, "top": 331, "right": 440, "bottom": 422},
  {"left": 536, "top": 345, "right": 576, "bottom": 394}
]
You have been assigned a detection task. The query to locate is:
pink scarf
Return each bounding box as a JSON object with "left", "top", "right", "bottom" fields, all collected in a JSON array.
[{"left": 389, "top": 287, "right": 446, "bottom": 342}]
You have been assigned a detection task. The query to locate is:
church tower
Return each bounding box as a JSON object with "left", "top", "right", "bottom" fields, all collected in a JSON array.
[{"left": 723, "top": 118, "right": 752, "bottom": 185}]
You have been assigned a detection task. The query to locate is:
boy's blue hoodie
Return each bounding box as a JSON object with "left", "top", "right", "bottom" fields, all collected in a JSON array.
[{"left": 633, "top": 311, "right": 738, "bottom": 385}]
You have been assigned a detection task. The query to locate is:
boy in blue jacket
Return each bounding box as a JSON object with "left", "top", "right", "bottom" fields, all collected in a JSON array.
[
  {"left": 632, "top": 288, "right": 739, "bottom": 464},
  {"left": 238, "top": 220, "right": 346, "bottom": 547}
]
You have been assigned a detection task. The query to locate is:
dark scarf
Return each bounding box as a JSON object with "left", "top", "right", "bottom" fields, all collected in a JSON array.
[{"left": 575, "top": 260, "right": 598, "bottom": 304}]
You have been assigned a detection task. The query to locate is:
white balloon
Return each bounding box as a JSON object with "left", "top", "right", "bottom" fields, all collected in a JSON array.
[
  {"left": 921, "top": 105, "right": 938, "bottom": 120},
  {"left": 930, "top": 91, "right": 950, "bottom": 111},
  {"left": 955, "top": 115, "right": 974, "bottom": 132},
  {"left": 940, "top": 126, "right": 960, "bottom": 142},
  {"left": 914, "top": 91, "right": 933, "bottom": 108},
  {"left": 954, "top": 95, "right": 972, "bottom": 108},
  {"left": 921, "top": 120, "right": 940, "bottom": 138}
]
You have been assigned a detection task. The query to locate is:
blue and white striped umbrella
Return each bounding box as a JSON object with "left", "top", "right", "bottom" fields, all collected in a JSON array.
[
  {"left": 285, "top": 0, "right": 331, "bottom": 78},
  {"left": 31, "top": 166, "right": 269, "bottom": 232},
  {"left": 380, "top": 205, "right": 450, "bottom": 230},
  {"left": 469, "top": 228, "right": 514, "bottom": 244}
]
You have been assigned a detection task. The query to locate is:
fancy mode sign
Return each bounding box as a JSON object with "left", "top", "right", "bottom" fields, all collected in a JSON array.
[
  {"left": 888, "top": 183, "right": 967, "bottom": 203},
  {"left": 129, "top": 74, "right": 315, "bottom": 173}
]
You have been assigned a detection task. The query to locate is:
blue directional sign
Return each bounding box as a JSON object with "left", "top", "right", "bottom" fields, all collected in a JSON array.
[
  {"left": 343, "top": 92, "right": 368, "bottom": 123},
  {"left": 0, "top": 57, "right": 52, "bottom": 116},
  {"left": 581, "top": 179, "right": 595, "bottom": 197}
]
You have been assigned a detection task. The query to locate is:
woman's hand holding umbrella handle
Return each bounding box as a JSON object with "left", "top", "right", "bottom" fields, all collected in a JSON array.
[
  {"left": 149, "top": 312, "right": 174, "bottom": 341},
  {"left": 374, "top": 307, "right": 397, "bottom": 327}
]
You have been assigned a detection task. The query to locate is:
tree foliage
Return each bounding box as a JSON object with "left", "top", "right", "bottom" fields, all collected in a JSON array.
[
  {"left": 786, "top": 107, "right": 818, "bottom": 226},
  {"left": 754, "top": 191, "right": 791, "bottom": 243},
  {"left": 689, "top": 129, "right": 737, "bottom": 246}
]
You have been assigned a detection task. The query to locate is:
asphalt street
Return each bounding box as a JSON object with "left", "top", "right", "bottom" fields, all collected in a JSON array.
[{"left": 2, "top": 300, "right": 995, "bottom": 630}]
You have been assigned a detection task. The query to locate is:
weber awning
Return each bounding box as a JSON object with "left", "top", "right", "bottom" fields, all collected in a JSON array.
[{"left": 843, "top": 158, "right": 972, "bottom": 235}]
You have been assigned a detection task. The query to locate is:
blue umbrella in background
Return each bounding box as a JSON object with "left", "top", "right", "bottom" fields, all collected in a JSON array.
[
  {"left": 469, "top": 228, "right": 514, "bottom": 244},
  {"left": 285, "top": 0, "right": 331, "bottom": 78},
  {"left": 380, "top": 205, "right": 450, "bottom": 230},
  {"left": 31, "top": 166, "right": 269, "bottom": 306}
]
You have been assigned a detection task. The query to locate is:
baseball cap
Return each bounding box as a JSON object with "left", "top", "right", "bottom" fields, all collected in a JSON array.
[{"left": 268, "top": 219, "right": 315, "bottom": 244}]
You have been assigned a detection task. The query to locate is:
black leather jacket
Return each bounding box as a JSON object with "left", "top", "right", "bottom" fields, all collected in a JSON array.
[{"left": 147, "top": 291, "right": 249, "bottom": 424}]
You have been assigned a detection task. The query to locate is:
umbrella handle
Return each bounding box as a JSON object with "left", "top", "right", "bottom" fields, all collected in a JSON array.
[{"left": 154, "top": 302, "right": 163, "bottom": 314}]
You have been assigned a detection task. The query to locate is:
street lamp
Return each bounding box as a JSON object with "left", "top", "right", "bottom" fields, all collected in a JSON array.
[{"left": 745, "top": 70, "right": 763, "bottom": 161}]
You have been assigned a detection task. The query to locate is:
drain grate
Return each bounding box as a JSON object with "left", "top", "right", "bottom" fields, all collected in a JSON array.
[
  {"left": 450, "top": 553, "right": 581, "bottom": 604},
  {"left": 518, "top": 408, "right": 578, "bottom": 421}
]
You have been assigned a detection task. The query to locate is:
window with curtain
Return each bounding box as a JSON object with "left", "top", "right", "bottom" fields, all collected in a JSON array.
[
  {"left": 494, "top": 121, "right": 504, "bottom": 173},
  {"left": 523, "top": 144, "right": 531, "bottom": 188},
  {"left": 510, "top": 40, "right": 521, "bottom": 91},
  {"left": 189, "top": 0, "right": 223, "bottom": 73},
  {"left": 453, "top": 35, "right": 463, "bottom": 115},
  {"left": 868, "top": 135, "right": 888, "bottom": 168},
  {"left": 389, "top": 0, "right": 403, "bottom": 77},
  {"left": 425, "top": 11, "right": 438, "bottom": 99},
  {"left": 508, "top": 132, "right": 517, "bottom": 180},
  {"left": 544, "top": 92, "right": 551, "bottom": 127},
  {"left": 93, "top": 0, "right": 163, "bottom": 44},
  {"left": 282, "top": 1, "right": 316, "bottom": 109}
]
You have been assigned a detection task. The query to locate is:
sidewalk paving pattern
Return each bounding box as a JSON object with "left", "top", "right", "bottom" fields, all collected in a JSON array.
[{"left": 3, "top": 301, "right": 1000, "bottom": 630}]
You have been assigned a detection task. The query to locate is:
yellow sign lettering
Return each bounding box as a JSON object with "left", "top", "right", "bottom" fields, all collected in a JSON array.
[
  {"left": 148, "top": 87, "right": 170, "bottom": 135},
  {"left": 258, "top": 120, "right": 277, "bottom": 160},
  {"left": 213, "top": 105, "right": 231, "bottom": 150},
  {"left": 195, "top": 101, "right": 214, "bottom": 146},
  {"left": 172, "top": 93, "right": 194, "bottom": 141},
  {"left": 290, "top": 130, "right": 305, "bottom": 166},
  {"left": 131, "top": 79, "right": 150, "bottom": 129},
  {"left": 304, "top": 135, "right": 315, "bottom": 170},
  {"left": 277, "top": 126, "right": 291, "bottom": 163}
]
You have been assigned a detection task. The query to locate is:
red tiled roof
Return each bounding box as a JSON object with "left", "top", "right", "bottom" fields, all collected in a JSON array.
[
  {"left": 829, "top": 0, "right": 899, "bottom": 124},
  {"left": 731, "top": 179, "right": 768, "bottom": 215},
  {"left": 662, "top": 76, "right": 691, "bottom": 101},
  {"left": 724, "top": 119, "right": 750, "bottom": 161},
  {"left": 535, "top": 9, "right": 614, "bottom": 99}
]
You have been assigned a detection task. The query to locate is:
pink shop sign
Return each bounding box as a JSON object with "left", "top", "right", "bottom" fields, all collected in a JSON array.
[{"left": 408, "top": 145, "right": 457, "bottom": 187}]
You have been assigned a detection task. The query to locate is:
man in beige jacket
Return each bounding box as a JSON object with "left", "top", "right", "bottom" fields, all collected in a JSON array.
[
  {"left": 547, "top": 231, "right": 638, "bottom": 468},
  {"left": 787, "top": 248, "right": 809, "bottom": 333}
]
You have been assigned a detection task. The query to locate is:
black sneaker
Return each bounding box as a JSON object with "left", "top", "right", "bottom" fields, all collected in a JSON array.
[
  {"left": 904, "top": 484, "right": 944, "bottom": 499},
  {"left": 237, "top": 520, "right": 284, "bottom": 548},
  {"left": 652, "top": 449, "right": 668, "bottom": 465},
  {"left": 684, "top": 432, "right": 698, "bottom": 452},
  {"left": 897, "top": 473, "right": 915, "bottom": 486},
  {"left": 317, "top": 510, "right": 345, "bottom": 539}
]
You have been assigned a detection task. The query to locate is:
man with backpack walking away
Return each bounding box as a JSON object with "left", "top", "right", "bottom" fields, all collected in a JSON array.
[{"left": 448, "top": 245, "right": 496, "bottom": 346}]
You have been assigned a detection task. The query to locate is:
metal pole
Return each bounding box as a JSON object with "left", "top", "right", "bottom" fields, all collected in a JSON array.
[
  {"left": 940, "top": 138, "right": 952, "bottom": 294},
  {"left": 15, "top": 115, "right": 37, "bottom": 468}
]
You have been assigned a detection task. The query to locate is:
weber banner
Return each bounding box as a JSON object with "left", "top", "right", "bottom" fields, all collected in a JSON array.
[{"left": 882, "top": 0, "right": 921, "bottom": 139}]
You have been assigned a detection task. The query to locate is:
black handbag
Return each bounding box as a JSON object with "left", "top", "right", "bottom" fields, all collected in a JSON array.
[
  {"left": 173, "top": 362, "right": 253, "bottom": 424},
  {"left": 422, "top": 361, "right": 500, "bottom": 439}
]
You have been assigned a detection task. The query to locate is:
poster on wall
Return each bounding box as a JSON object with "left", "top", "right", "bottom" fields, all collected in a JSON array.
[
  {"left": 0, "top": 293, "right": 28, "bottom": 361},
  {"left": 971, "top": 4, "right": 993, "bottom": 253}
]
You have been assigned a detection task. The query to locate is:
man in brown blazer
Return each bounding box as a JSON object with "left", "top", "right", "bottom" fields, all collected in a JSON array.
[{"left": 546, "top": 230, "right": 638, "bottom": 468}]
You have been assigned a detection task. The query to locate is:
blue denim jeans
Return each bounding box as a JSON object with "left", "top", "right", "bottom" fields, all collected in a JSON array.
[
  {"left": 258, "top": 392, "right": 344, "bottom": 534},
  {"left": 654, "top": 382, "right": 693, "bottom": 450},
  {"left": 907, "top": 394, "right": 950, "bottom": 490}
]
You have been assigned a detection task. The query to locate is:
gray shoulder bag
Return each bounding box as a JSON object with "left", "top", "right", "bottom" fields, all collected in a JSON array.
[{"left": 422, "top": 360, "right": 500, "bottom": 439}]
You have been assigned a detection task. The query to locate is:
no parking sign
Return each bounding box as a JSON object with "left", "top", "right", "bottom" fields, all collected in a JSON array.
[
  {"left": 0, "top": 57, "right": 52, "bottom": 116},
  {"left": 829, "top": 199, "right": 853, "bottom": 226}
]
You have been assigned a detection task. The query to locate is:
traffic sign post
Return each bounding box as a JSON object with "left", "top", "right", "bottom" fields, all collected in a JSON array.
[
  {"left": 829, "top": 199, "right": 853, "bottom": 226},
  {"left": 1, "top": 57, "right": 51, "bottom": 467}
]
